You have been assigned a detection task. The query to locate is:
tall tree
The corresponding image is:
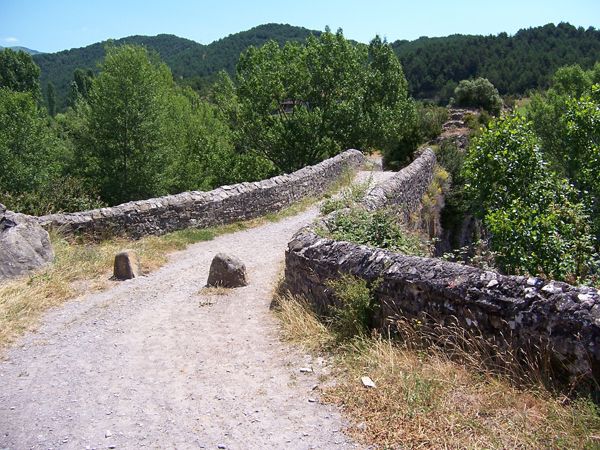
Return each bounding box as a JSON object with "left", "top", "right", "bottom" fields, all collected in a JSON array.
[
  {"left": 46, "top": 81, "right": 56, "bottom": 116},
  {"left": 84, "top": 45, "right": 173, "bottom": 204},
  {"left": 231, "top": 29, "right": 416, "bottom": 173},
  {"left": 0, "top": 48, "right": 41, "bottom": 97}
]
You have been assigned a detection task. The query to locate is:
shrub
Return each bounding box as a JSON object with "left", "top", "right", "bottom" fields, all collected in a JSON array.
[
  {"left": 324, "top": 208, "right": 427, "bottom": 255},
  {"left": 453, "top": 78, "right": 503, "bottom": 116},
  {"left": 326, "top": 274, "right": 377, "bottom": 339},
  {"left": 416, "top": 103, "right": 448, "bottom": 141}
]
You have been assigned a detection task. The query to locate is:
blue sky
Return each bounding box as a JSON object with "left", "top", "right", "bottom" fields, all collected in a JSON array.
[{"left": 1, "top": 0, "right": 599, "bottom": 53}]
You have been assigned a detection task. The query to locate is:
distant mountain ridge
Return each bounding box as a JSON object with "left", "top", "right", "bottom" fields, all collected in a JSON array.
[
  {"left": 33, "top": 24, "right": 318, "bottom": 110},
  {"left": 31, "top": 22, "right": 600, "bottom": 110},
  {"left": 0, "top": 45, "right": 42, "bottom": 55}
]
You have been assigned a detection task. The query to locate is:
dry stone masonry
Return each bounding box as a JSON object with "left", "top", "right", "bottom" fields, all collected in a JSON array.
[
  {"left": 284, "top": 149, "right": 600, "bottom": 383},
  {"left": 37, "top": 149, "right": 365, "bottom": 239},
  {"left": 362, "top": 148, "right": 436, "bottom": 215}
]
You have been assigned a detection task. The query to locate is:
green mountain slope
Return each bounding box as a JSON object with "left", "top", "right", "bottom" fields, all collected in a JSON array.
[
  {"left": 34, "top": 24, "right": 318, "bottom": 110},
  {"left": 393, "top": 22, "right": 600, "bottom": 101},
  {"left": 33, "top": 22, "right": 600, "bottom": 111},
  {"left": 0, "top": 45, "right": 43, "bottom": 55}
]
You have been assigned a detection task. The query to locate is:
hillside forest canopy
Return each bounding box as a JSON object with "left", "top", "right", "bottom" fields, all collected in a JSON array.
[
  {"left": 31, "top": 22, "right": 600, "bottom": 112},
  {"left": 1, "top": 24, "right": 600, "bottom": 286}
]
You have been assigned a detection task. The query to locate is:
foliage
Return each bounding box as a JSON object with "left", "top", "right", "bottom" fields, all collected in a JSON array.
[
  {"left": 527, "top": 63, "right": 598, "bottom": 181},
  {"left": 326, "top": 275, "right": 377, "bottom": 340},
  {"left": 415, "top": 103, "right": 448, "bottom": 141},
  {"left": 34, "top": 23, "right": 600, "bottom": 113},
  {"left": 324, "top": 208, "right": 427, "bottom": 255},
  {"left": 393, "top": 22, "right": 600, "bottom": 102},
  {"left": 527, "top": 65, "right": 600, "bottom": 238},
  {"left": 2, "top": 176, "right": 105, "bottom": 216},
  {"left": 0, "top": 48, "right": 41, "bottom": 97},
  {"left": 34, "top": 24, "right": 318, "bottom": 112},
  {"left": 435, "top": 141, "right": 471, "bottom": 248},
  {"left": 463, "top": 114, "right": 598, "bottom": 281},
  {"left": 230, "top": 30, "right": 416, "bottom": 172},
  {"left": 452, "top": 77, "right": 503, "bottom": 115},
  {"left": 0, "top": 88, "right": 60, "bottom": 196},
  {"left": 81, "top": 45, "right": 174, "bottom": 204},
  {"left": 46, "top": 81, "right": 56, "bottom": 116}
]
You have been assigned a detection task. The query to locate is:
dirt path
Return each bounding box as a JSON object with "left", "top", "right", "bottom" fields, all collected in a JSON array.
[{"left": 0, "top": 169, "right": 394, "bottom": 450}]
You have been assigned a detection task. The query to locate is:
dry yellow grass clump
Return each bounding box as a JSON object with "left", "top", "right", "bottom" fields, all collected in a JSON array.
[{"left": 274, "top": 293, "right": 600, "bottom": 449}]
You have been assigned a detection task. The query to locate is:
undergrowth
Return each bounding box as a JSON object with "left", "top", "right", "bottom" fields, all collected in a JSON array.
[
  {"left": 323, "top": 208, "right": 429, "bottom": 256},
  {"left": 274, "top": 275, "right": 600, "bottom": 449}
]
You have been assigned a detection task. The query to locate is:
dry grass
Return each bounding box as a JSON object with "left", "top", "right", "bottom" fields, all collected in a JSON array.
[
  {"left": 198, "top": 286, "right": 231, "bottom": 296},
  {"left": 274, "top": 294, "right": 600, "bottom": 449}
]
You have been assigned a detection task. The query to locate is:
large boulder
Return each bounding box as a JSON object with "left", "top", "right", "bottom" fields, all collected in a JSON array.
[
  {"left": 0, "top": 204, "right": 54, "bottom": 282},
  {"left": 207, "top": 253, "right": 248, "bottom": 288}
]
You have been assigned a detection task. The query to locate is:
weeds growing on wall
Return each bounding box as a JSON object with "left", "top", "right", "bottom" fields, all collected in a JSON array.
[
  {"left": 326, "top": 275, "right": 378, "bottom": 340},
  {"left": 323, "top": 208, "right": 428, "bottom": 255}
]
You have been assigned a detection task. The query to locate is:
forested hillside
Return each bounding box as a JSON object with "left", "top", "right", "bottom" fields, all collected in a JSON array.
[
  {"left": 394, "top": 22, "right": 600, "bottom": 102},
  {"left": 34, "top": 24, "right": 318, "bottom": 110},
  {"left": 35, "top": 22, "right": 600, "bottom": 111}
]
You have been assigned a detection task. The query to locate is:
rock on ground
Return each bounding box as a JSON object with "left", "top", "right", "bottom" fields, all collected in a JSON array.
[
  {"left": 0, "top": 204, "right": 54, "bottom": 282},
  {"left": 113, "top": 250, "right": 141, "bottom": 280},
  {"left": 207, "top": 253, "right": 248, "bottom": 288}
]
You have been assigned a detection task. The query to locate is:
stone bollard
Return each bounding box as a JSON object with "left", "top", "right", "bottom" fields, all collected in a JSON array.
[
  {"left": 113, "top": 250, "right": 141, "bottom": 280},
  {"left": 207, "top": 253, "right": 247, "bottom": 288}
]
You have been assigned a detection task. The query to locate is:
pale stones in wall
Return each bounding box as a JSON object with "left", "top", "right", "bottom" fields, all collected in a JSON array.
[{"left": 36, "top": 149, "right": 366, "bottom": 240}]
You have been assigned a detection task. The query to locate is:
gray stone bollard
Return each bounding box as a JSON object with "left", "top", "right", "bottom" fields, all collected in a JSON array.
[
  {"left": 113, "top": 250, "right": 141, "bottom": 280},
  {"left": 207, "top": 253, "right": 247, "bottom": 288}
]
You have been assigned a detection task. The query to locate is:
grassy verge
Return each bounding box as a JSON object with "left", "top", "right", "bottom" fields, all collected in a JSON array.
[
  {"left": 0, "top": 169, "right": 357, "bottom": 349},
  {"left": 274, "top": 278, "right": 600, "bottom": 449}
]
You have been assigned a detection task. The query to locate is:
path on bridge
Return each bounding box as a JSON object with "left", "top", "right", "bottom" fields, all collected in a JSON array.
[{"left": 0, "top": 168, "right": 393, "bottom": 450}]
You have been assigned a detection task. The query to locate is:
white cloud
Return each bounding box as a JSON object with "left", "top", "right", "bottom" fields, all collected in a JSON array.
[{"left": 4, "top": 37, "right": 19, "bottom": 44}]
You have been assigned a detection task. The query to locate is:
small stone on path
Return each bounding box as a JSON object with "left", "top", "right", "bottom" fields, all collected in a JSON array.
[
  {"left": 206, "top": 253, "right": 247, "bottom": 288},
  {"left": 113, "top": 250, "right": 140, "bottom": 280}
]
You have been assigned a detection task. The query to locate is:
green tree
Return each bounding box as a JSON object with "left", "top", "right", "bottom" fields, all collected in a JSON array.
[
  {"left": 0, "top": 88, "right": 55, "bottom": 194},
  {"left": 232, "top": 30, "right": 416, "bottom": 173},
  {"left": 463, "top": 115, "right": 597, "bottom": 280},
  {"left": 83, "top": 45, "right": 174, "bottom": 204},
  {"left": 46, "top": 81, "right": 56, "bottom": 116},
  {"left": 0, "top": 48, "right": 40, "bottom": 97},
  {"left": 453, "top": 77, "right": 503, "bottom": 115}
]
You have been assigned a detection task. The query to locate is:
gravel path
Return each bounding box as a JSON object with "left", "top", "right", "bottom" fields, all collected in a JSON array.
[{"left": 0, "top": 169, "right": 394, "bottom": 450}]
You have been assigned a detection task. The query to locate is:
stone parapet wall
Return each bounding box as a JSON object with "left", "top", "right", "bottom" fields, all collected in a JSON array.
[
  {"left": 37, "top": 149, "right": 365, "bottom": 239},
  {"left": 284, "top": 148, "right": 600, "bottom": 382},
  {"left": 285, "top": 230, "right": 600, "bottom": 381},
  {"left": 362, "top": 148, "right": 436, "bottom": 215}
]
